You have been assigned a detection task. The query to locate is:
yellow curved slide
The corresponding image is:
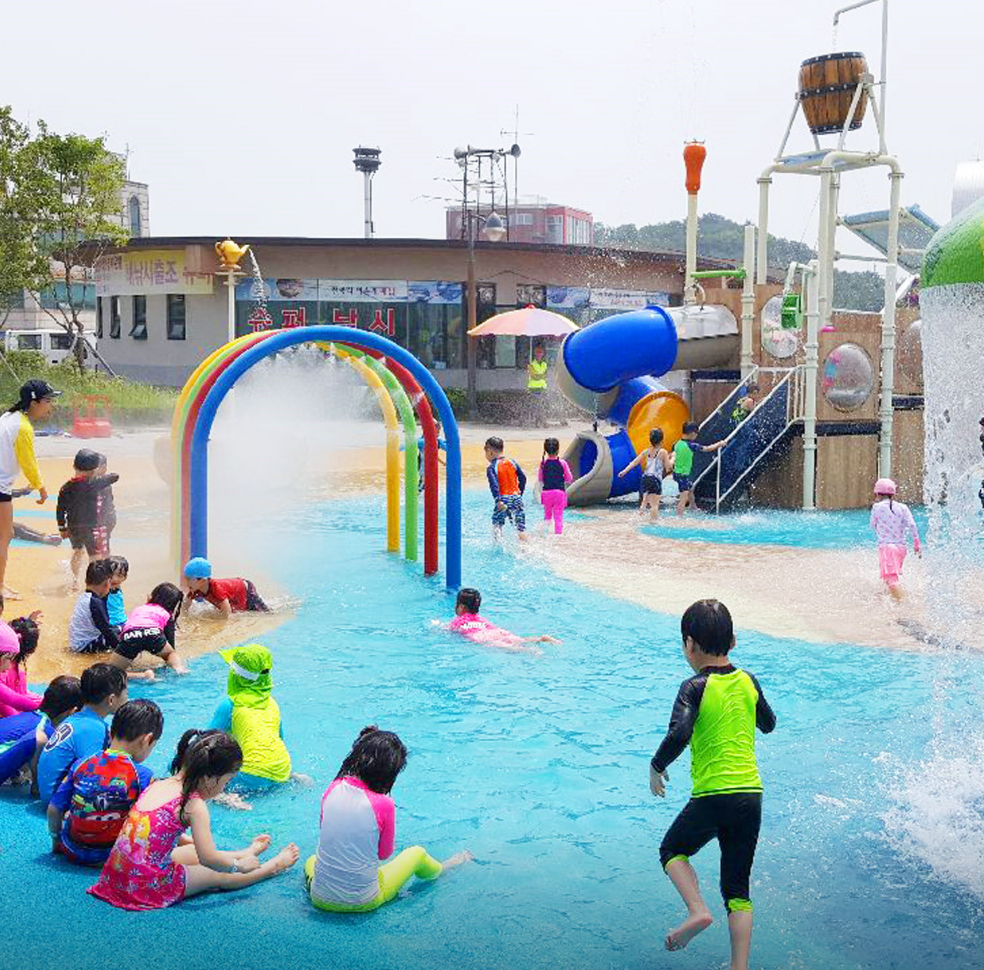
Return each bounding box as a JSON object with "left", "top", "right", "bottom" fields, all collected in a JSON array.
[{"left": 625, "top": 390, "right": 690, "bottom": 455}]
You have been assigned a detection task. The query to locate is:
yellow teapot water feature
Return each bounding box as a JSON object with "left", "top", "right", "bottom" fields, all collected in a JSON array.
[{"left": 215, "top": 238, "right": 250, "bottom": 270}]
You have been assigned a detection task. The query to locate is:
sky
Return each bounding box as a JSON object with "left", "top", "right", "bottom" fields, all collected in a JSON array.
[{"left": 3, "top": 0, "right": 982, "bottom": 258}]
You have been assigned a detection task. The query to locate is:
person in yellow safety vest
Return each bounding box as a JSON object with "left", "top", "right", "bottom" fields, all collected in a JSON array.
[{"left": 527, "top": 345, "right": 549, "bottom": 426}]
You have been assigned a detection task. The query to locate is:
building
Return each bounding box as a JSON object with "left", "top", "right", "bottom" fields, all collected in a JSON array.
[
  {"left": 3, "top": 179, "right": 150, "bottom": 336},
  {"left": 92, "top": 236, "right": 730, "bottom": 388},
  {"left": 446, "top": 203, "right": 593, "bottom": 246}
]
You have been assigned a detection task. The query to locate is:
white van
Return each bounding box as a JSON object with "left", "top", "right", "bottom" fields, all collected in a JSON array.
[{"left": 2, "top": 329, "right": 97, "bottom": 366}]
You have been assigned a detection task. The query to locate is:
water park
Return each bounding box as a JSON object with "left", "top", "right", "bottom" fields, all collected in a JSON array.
[{"left": 2, "top": 2, "right": 984, "bottom": 970}]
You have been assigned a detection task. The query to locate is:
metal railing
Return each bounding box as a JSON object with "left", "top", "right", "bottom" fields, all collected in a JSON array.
[{"left": 691, "top": 366, "right": 805, "bottom": 513}]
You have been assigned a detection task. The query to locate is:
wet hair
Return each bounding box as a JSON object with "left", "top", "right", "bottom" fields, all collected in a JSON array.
[
  {"left": 39, "top": 675, "right": 82, "bottom": 719},
  {"left": 112, "top": 699, "right": 164, "bottom": 743},
  {"left": 336, "top": 725, "right": 408, "bottom": 794},
  {"left": 682, "top": 421, "right": 700, "bottom": 435},
  {"left": 542, "top": 437, "right": 560, "bottom": 457},
  {"left": 80, "top": 663, "right": 127, "bottom": 705},
  {"left": 73, "top": 448, "right": 100, "bottom": 472},
  {"left": 681, "top": 599, "right": 734, "bottom": 657},
  {"left": 649, "top": 428, "right": 664, "bottom": 446},
  {"left": 107, "top": 555, "right": 129, "bottom": 579},
  {"left": 148, "top": 582, "right": 183, "bottom": 617},
  {"left": 170, "top": 729, "right": 243, "bottom": 813},
  {"left": 456, "top": 587, "right": 481, "bottom": 614},
  {"left": 485, "top": 436, "right": 504, "bottom": 453},
  {"left": 85, "top": 559, "right": 114, "bottom": 587},
  {"left": 9, "top": 616, "right": 39, "bottom": 668}
]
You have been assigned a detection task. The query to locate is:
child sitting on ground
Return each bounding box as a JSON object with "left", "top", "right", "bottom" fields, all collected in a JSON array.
[
  {"left": 671, "top": 422, "right": 727, "bottom": 516},
  {"left": 0, "top": 613, "right": 42, "bottom": 716},
  {"left": 538, "top": 437, "right": 573, "bottom": 534},
  {"left": 619, "top": 428, "right": 672, "bottom": 522},
  {"left": 649, "top": 599, "right": 776, "bottom": 970},
  {"left": 48, "top": 698, "right": 162, "bottom": 865},
  {"left": 69, "top": 560, "right": 120, "bottom": 656},
  {"left": 182, "top": 557, "right": 270, "bottom": 616},
  {"left": 37, "top": 663, "right": 127, "bottom": 807},
  {"left": 208, "top": 643, "right": 307, "bottom": 808},
  {"left": 112, "top": 583, "right": 188, "bottom": 677},
  {"left": 305, "top": 726, "right": 472, "bottom": 912},
  {"left": 88, "top": 729, "right": 299, "bottom": 910},
  {"left": 870, "top": 478, "right": 921, "bottom": 601},
  {"left": 0, "top": 676, "right": 81, "bottom": 788},
  {"left": 485, "top": 437, "right": 528, "bottom": 541},
  {"left": 450, "top": 587, "right": 560, "bottom": 654},
  {"left": 106, "top": 556, "right": 129, "bottom": 628},
  {"left": 56, "top": 449, "right": 120, "bottom": 590}
]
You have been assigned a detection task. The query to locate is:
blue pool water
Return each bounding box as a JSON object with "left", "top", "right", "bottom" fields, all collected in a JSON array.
[{"left": 1, "top": 491, "right": 982, "bottom": 970}]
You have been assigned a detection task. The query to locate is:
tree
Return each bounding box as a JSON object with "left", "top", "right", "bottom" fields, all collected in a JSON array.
[{"left": 0, "top": 106, "right": 128, "bottom": 369}]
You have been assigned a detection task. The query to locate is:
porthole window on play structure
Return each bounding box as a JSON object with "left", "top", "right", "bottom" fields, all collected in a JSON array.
[
  {"left": 760, "top": 295, "right": 800, "bottom": 360},
  {"left": 822, "top": 342, "right": 874, "bottom": 411}
]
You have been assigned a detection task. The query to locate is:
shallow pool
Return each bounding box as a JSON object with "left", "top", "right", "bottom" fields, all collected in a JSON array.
[{"left": 1, "top": 492, "right": 982, "bottom": 970}]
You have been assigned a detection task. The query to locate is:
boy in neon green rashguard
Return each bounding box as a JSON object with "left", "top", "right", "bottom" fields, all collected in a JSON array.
[{"left": 650, "top": 599, "right": 776, "bottom": 970}]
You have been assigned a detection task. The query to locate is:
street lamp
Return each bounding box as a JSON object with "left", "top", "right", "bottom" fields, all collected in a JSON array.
[{"left": 466, "top": 210, "right": 506, "bottom": 416}]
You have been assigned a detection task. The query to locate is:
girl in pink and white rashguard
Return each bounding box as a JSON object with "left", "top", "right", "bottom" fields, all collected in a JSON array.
[
  {"left": 870, "top": 478, "right": 921, "bottom": 600},
  {"left": 305, "top": 727, "right": 471, "bottom": 912},
  {"left": 450, "top": 588, "right": 561, "bottom": 654}
]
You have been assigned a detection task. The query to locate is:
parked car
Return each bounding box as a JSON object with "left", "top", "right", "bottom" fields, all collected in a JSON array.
[{"left": 2, "top": 328, "right": 97, "bottom": 365}]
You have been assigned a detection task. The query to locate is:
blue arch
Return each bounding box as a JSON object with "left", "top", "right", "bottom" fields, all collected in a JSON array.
[{"left": 189, "top": 326, "right": 462, "bottom": 589}]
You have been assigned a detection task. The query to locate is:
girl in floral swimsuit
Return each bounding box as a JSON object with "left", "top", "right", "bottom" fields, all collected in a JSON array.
[{"left": 88, "top": 730, "right": 298, "bottom": 910}]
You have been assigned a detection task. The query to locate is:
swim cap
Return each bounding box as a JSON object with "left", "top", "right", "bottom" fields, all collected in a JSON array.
[
  {"left": 183, "top": 557, "right": 212, "bottom": 579},
  {"left": 220, "top": 644, "right": 273, "bottom": 709},
  {"left": 0, "top": 622, "right": 20, "bottom": 655},
  {"left": 874, "top": 477, "right": 897, "bottom": 496}
]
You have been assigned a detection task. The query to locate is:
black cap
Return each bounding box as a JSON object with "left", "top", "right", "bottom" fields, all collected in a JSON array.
[
  {"left": 74, "top": 449, "right": 100, "bottom": 472},
  {"left": 19, "top": 380, "right": 61, "bottom": 406}
]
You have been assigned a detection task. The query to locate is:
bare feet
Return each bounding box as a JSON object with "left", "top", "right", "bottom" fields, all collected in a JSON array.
[
  {"left": 665, "top": 910, "right": 713, "bottom": 951},
  {"left": 2, "top": 585, "right": 21, "bottom": 600},
  {"left": 269, "top": 843, "right": 300, "bottom": 873},
  {"left": 441, "top": 849, "right": 475, "bottom": 870},
  {"left": 214, "top": 791, "right": 253, "bottom": 811},
  {"left": 248, "top": 834, "right": 271, "bottom": 856},
  {"left": 290, "top": 772, "right": 314, "bottom": 787}
]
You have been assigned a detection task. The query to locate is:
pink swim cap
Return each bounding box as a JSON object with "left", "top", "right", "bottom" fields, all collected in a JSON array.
[
  {"left": 874, "top": 477, "right": 897, "bottom": 496},
  {"left": 0, "top": 622, "right": 20, "bottom": 655}
]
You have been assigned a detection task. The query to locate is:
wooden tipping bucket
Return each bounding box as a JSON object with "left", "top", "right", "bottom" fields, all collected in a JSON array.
[{"left": 798, "top": 52, "right": 868, "bottom": 135}]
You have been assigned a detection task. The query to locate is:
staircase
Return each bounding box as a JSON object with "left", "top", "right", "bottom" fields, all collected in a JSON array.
[{"left": 691, "top": 366, "right": 805, "bottom": 513}]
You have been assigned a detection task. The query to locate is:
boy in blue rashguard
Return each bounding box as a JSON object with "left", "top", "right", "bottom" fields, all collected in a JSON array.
[{"left": 36, "top": 664, "right": 127, "bottom": 807}]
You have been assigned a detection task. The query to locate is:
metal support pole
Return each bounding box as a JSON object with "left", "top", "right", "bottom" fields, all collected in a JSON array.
[
  {"left": 466, "top": 224, "right": 478, "bottom": 418},
  {"left": 740, "top": 224, "right": 755, "bottom": 377},
  {"left": 802, "top": 261, "right": 820, "bottom": 510},
  {"left": 816, "top": 166, "right": 833, "bottom": 334},
  {"left": 879, "top": 168, "right": 903, "bottom": 477},
  {"left": 364, "top": 171, "right": 372, "bottom": 239},
  {"left": 684, "top": 192, "right": 699, "bottom": 304},
  {"left": 225, "top": 272, "right": 236, "bottom": 345},
  {"left": 827, "top": 173, "right": 840, "bottom": 313},
  {"left": 756, "top": 176, "right": 771, "bottom": 284}
]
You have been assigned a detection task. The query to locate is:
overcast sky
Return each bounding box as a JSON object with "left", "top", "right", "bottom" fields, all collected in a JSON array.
[{"left": 4, "top": 0, "right": 981, "bottom": 259}]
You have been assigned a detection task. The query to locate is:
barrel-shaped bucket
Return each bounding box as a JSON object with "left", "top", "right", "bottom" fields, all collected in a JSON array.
[{"left": 798, "top": 51, "right": 868, "bottom": 135}]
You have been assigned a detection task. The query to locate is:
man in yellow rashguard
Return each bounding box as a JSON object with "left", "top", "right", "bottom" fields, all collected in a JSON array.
[{"left": 650, "top": 599, "right": 776, "bottom": 970}]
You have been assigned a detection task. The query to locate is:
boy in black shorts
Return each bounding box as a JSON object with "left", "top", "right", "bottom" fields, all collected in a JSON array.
[
  {"left": 56, "top": 449, "right": 119, "bottom": 590},
  {"left": 649, "top": 599, "right": 776, "bottom": 970}
]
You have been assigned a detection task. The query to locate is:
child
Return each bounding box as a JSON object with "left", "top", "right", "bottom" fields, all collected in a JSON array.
[
  {"left": 450, "top": 587, "right": 560, "bottom": 654},
  {"left": 182, "top": 557, "right": 270, "bottom": 616},
  {"left": 672, "top": 422, "right": 726, "bottom": 516},
  {"left": 106, "top": 556, "right": 128, "bottom": 628},
  {"left": 538, "top": 437, "right": 573, "bottom": 534},
  {"left": 305, "top": 726, "right": 471, "bottom": 911},
  {"left": 68, "top": 559, "right": 119, "bottom": 655},
  {"left": 48, "top": 698, "right": 162, "bottom": 865},
  {"left": 113, "top": 582, "right": 188, "bottom": 676},
  {"left": 93, "top": 453, "right": 117, "bottom": 556},
  {"left": 618, "top": 428, "right": 672, "bottom": 522},
  {"left": 403, "top": 417, "right": 447, "bottom": 492},
  {"left": 37, "top": 663, "right": 127, "bottom": 806},
  {"left": 730, "top": 384, "right": 759, "bottom": 426},
  {"left": 88, "top": 729, "right": 299, "bottom": 910},
  {"left": 56, "top": 449, "right": 120, "bottom": 590},
  {"left": 0, "top": 614, "right": 42, "bottom": 716},
  {"left": 485, "top": 436, "right": 527, "bottom": 541},
  {"left": 650, "top": 599, "right": 776, "bottom": 969},
  {"left": 870, "top": 478, "right": 921, "bottom": 601},
  {"left": 208, "top": 643, "right": 302, "bottom": 805},
  {"left": 0, "top": 675, "right": 81, "bottom": 788}
]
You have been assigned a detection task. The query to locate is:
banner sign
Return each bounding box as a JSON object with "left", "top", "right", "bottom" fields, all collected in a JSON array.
[
  {"left": 95, "top": 251, "right": 213, "bottom": 296},
  {"left": 589, "top": 288, "right": 670, "bottom": 310}
]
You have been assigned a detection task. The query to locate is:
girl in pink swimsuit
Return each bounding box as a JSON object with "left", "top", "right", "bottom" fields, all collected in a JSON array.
[
  {"left": 0, "top": 616, "right": 42, "bottom": 717},
  {"left": 450, "top": 588, "right": 561, "bottom": 654},
  {"left": 88, "top": 729, "right": 298, "bottom": 910},
  {"left": 870, "top": 478, "right": 921, "bottom": 601},
  {"left": 538, "top": 438, "right": 573, "bottom": 535}
]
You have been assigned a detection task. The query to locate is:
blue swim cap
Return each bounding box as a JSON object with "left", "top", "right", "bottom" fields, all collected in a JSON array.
[{"left": 183, "top": 557, "right": 212, "bottom": 579}]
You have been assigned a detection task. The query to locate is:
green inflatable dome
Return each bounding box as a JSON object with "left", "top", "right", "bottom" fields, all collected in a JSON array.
[{"left": 922, "top": 194, "right": 984, "bottom": 288}]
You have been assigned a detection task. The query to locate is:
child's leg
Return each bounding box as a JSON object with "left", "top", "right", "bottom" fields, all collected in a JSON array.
[
  {"left": 659, "top": 799, "right": 717, "bottom": 951},
  {"left": 718, "top": 794, "right": 761, "bottom": 970},
  {"left": 70, "top": 546, "right": 85, "bottom": 586},
  {"left": 377, "top": 845, "right": 444, "bottom": 904},
  {"left": 181, "top": 844, "right": 299, "bottom": 898},
  {"left": 553, "top": 498, "right": 564, "bottom": 535},
  {"left": 664, "top": 858, "right": 714, "bottom": 950}
]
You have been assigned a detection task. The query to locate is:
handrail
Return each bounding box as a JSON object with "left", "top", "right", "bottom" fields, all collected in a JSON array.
[{"left": 696, "top": 364, "right": 762, "bottom": 435}]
